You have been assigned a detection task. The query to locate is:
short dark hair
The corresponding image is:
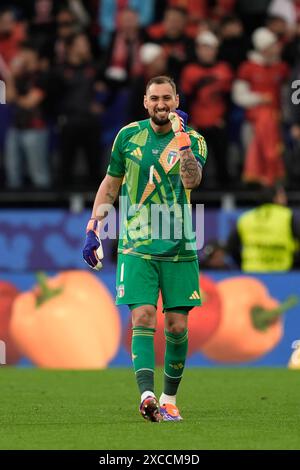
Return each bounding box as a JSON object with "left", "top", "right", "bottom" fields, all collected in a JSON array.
[
  {"left": 164, "top": 6, "right": 188, "bottom": 17},
  {"left": 145, "top": 75, "right": 177, "bottom": 94},
  {"left": 266, "top": 14, "right": 287, "bottom": 25},
  {"left": 220, "top": 15, "right": 242, "bottom": 27}
]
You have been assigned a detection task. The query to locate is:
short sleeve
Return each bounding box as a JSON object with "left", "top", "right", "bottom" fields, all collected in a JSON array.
[
  {"left": 187, "top": 129, "right": 207, "bottom": 168},
  {"left": 107, "top": 128, "right": 125, "bottom": 177}
]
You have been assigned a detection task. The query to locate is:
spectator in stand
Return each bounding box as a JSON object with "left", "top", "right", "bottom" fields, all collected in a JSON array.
[
  {"left": 103, "top": 8, "right": 144, "bottom": 87},
  {"left": 164, "top": 0, "right": 209, "bottom": 37},
  {"left": 268, "top": 0, "right": 300, "bottom": 32},
  {"left": 218, "top": 15, "right": 251, "bottom": 70},
  {"left": 180, "top": 31, "right": 234, "bottom": 187},
  {"left": 232, "top": 27, "right": 289, "bottom": 187},
  {"left": 98, "top": 0, "right": 155, "bottom": 48},
  {"left": 4, "top": 41, "right": 51, "bottom": 189},
  {"left": 62, "top": 1, "right": 101, "bottom": 59},
  {"left": 7, "top": 0, "right": 90, "bottom": 25},
  {"left": 54, "top": 32, "right": 103, "bottom": 190},
  {"left": 0, "top": 7, "right": 26, "bottom": 70},
  {"left": 146, "top": 7, "right": 194, "bottom": 81},
  {"left": 9, "top": 2, "right": 90, "bottom": 66},
  {"left": 227, "top": 185, "right": 300, "bottom": 271},
  {"left": 165, "top": 0, "right": 236, "bottom": 36},
  {"left": 53, "top": 8, "right": 82, "bottom": 65},
  {"left": 265, "top": 14, "right": 289, "bottom": 42},
  {"left": 27, "top": 0, "right": 57, "bottom": 63},
  {"left": 128, "top": 43, "right": 168, "bottom": 121}
]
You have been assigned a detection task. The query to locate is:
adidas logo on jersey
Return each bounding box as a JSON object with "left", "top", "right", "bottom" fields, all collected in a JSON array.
[
  {"left": 189, "top": 291, "right": 200, "bottom": 300},
  {"left": 130, "top": 147, "right": 142, "bottom": 159}
]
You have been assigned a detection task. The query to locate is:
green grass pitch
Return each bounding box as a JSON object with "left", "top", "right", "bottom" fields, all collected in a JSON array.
[{"left": 0, "top": 368, "right": 299, "bottom": 450}]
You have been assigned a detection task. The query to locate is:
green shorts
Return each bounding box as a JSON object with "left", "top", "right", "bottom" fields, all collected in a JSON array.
[{"left": 116, "top": 253, "right": 201, "bottom": 311}]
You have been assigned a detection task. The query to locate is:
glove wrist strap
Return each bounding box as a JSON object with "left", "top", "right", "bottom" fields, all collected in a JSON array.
[
  {"left": 86, "top": 218, "right": 99, "bottom": 234},
  {"left": 176, "top": 132, "right": 191, "bottom": 151}
]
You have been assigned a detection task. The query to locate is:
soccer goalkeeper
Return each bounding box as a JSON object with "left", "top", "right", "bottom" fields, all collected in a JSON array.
[{"left": 83, "top": 75, "right": 207, "bottom": 422}]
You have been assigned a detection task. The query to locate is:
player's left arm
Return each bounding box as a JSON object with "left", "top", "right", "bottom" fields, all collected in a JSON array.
[
  {"left": 179, "top": 147, "right": 202, "bottom": 189},
  {"left": 169, "top": 109, "right": 206, "bottom": 189}
]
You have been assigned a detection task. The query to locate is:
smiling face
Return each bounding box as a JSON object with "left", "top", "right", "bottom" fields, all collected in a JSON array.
[{"left": 144, "top": 82, "right": 179, "bottom": 127}]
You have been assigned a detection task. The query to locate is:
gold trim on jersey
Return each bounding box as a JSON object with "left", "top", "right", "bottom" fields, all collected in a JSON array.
[{"left": 153, "top": 168, "right": 161, "bottom": 183}]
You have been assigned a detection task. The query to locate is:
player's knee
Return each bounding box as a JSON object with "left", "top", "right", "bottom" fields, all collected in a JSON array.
[
  {"left": 165, "top": 320, "right": 187, "bottom": 335},
  {"left": 132, "top": 306, "right": 156, "bottom": 329}
]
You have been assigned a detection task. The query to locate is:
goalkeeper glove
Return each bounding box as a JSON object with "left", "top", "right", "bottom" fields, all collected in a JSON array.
[
  {"left": 168, "top": 109, "right": 191, "bottom": 150},
  {"left": 83, "top": 219, "right": 104, "bottom": 271}
]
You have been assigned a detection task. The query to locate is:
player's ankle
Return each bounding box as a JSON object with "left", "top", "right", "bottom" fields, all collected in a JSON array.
[
  {"left": 141, "top": 390, "right": 155, "bottom": 403},
  {"left": 159, "top": 393, "right": 176, "bottom": 406}
]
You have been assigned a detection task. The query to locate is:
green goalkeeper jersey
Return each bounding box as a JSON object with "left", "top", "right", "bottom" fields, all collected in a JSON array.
[{"left": 107, "top": 119, "right": 207, "bottom": 261}]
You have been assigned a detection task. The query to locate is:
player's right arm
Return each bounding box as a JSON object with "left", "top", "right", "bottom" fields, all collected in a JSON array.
[
  {"left": 91, "top": 174, "right": 123, "bottom": 221},
  {"left": 83, "top": 175, "right": 123, "bottom": 271},
  {"left": 83, "top": 125, "right": 126, "bottom": 270}
]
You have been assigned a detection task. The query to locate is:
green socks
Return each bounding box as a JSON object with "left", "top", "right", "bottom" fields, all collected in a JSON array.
[
  {"left": 132, "top": 327, "right": 155, "bottom": 394},
  {"left": 131, "top": 326, "right": 188, "bottom": 398},
  {"left": 164, "top": 329, "right": 188, "bottom": 396}
]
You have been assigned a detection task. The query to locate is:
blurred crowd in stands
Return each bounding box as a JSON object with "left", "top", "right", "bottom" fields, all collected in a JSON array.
[{"left": 0, "top": 0, "right": 300, "bottom": 192}]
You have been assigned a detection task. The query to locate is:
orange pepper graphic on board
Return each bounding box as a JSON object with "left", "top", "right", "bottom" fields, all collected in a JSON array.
[
  {"left": 200, "top": 276, "right": 298, "bottom": 363},
  {"left": 10, "top": 271, "right": 121, "bottom": 368}
]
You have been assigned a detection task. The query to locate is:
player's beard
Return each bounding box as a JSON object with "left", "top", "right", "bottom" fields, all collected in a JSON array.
[{"left": 150, "top": 108, "right": 170, "bottom": 126}]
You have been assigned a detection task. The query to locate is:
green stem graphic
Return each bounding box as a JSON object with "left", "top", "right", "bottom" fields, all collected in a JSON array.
[
  {"left": 251, "top": 295, "right": 298, "bottom": 331},
  {"left": 35, "top": 272, "right": 63, "bottom": 307}
]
